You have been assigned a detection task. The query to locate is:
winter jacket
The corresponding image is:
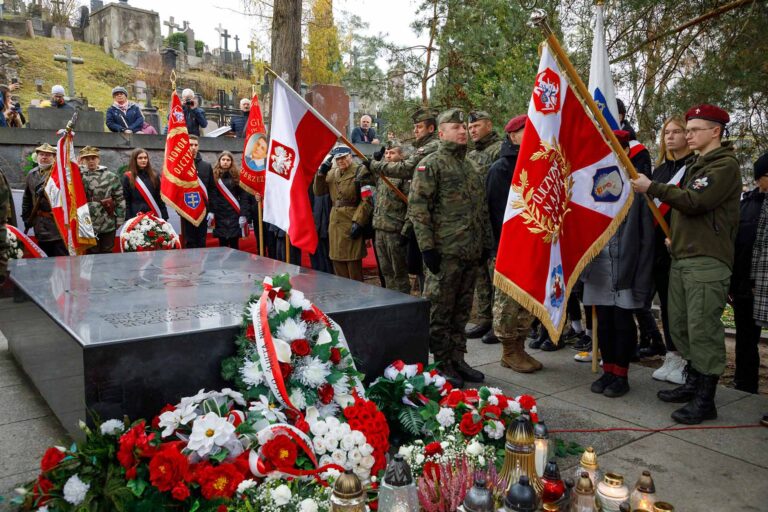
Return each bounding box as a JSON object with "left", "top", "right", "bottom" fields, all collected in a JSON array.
[
  {"left": 184, "top": 106, "right": 208, "bottom": 136},
  {"left": 731, "top": 187, "right": 766, "bottom": 297},
  {"left": 486, "top": 138, "right": 519, "bottom": 252},
  {"left": 752, "top": 196, "right": 768, "bottom": 325},
  {"left": 194, "top": 155, "right": 214, "bottom": 209},
  {"left": 121, "top": 171, "right": 169, "bottom": 220},
  {"left": 210, "top": 172, "right": 255, "bottom": 239},
  {"left": 650, "top": 153, "right": 696, "bottom": 268},
  {"left": 22, "top": 165, "right": 60, "bottom": 241},
  {"left": 229, "top": 112, "right": 248, "bottom": 137},
  {"left": 351, "top": 126, "right": 377, "bottom": 144},
  {"left": 106, "top": 103, "right": 145, "bottom": 133}
]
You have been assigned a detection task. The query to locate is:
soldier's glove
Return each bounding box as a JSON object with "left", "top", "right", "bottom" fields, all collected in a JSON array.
[
  {"left": 349, "top": 222, "right": 363, "bottom": 240},
  {"left": 422, "top": 249, "right": 441, "bottom": 274},
  {"left": 361, "top": 159, "right": 372, "bottom": 171},
  {"left": 100, "top": 197, "right": 116, "bottom": 216},
  {"left": 373, "top": 146, "right": 385, "bottom": 161},
  {"left": 318, "top": 155, "right": 333, "bottom": 175}
]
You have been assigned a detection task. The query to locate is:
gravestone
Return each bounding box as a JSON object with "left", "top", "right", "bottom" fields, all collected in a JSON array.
[
  {"left": 85, "top": 2, "right": 161, "bottom": 68},
  {"left": 160, "top": 47, "right": 178, "bottom": 73},
  {"left": 50, "top": 25, "right": 74, "bottom": 40},
  {"left": 26, "top": 107, "right": 104, "bottom": 131},
  {"left": 30, "top": 16, "right": 42, "bottom": 32},
  {"left": 2, "top": 248, "right": 430, "bottom": 438}
]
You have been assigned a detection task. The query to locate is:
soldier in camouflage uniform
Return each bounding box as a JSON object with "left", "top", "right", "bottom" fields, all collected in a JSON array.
[
  {"left": 372, "top": 143, "right": 411, "bottom": 294},
  {"left": 79, "top": 146, "right": 125, "bottom": 254},
  {"left": 0, "top": 167, "right": 10, "bottom": 284},
  {"left": 466, "top": 111, "right": 504, "bottom": 343},
  {"left": 22, "top": 144, "right": 67, "bottom": 256},
  {"left": 409, "top": 108, "right": 493, "bottom": 387}
]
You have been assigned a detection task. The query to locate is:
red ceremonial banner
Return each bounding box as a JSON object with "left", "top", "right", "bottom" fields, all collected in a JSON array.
[
  {"left": 160, "top": 91, "right": 207, "bottom": 226},
  {"left": 240, "top": 93, "right": 268, "bottom": 198}
]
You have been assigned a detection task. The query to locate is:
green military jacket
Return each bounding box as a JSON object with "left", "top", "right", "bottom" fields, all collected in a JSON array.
[
  {"left": 467, "top": 131, "right": 503, "bottom": 180},
  {"left": 81, "top": 166, "right": 126, "bottom": 234},
  {"left": 647, "top": 142, "right": 741, "bottom": 269},
  {"left": 408, "top": 140, "right": 492, "bottom": 260},
  {"left": 370, "top": 132, "right": 440, "bottom": 180},
  {"left": 372, "top": 174, "right": 409, "bottom": 233}
]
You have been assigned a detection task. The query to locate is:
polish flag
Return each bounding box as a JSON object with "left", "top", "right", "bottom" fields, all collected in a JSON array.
[{"left": 263, "top": 76, "right": 340, "bottom": 253}]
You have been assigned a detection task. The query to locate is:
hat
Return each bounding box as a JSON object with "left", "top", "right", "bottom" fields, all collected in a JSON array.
[
  {"left": 111, "top": 86, "right": 128, "bottom": 96},
  {"left": 685, "top": 104, "right": 730, "bottom": 125},
  {"left": 505, "top": 114, "right": 527, "bottom": 133},
  {"left": 411, "top": 107, "right": 439, "bottom": 124},
  {"left": 437, "top": 108, "right": 466, "bottom": 125},
  {"left": 754, "top": 152, "right": 768, "bottom": 181},
  {"left": 616, "top": 99, "right": 626, "bottom": 116},
  {"left": 78, "top": 146, "right": 100, "bottom": 158},
  {"left": 331, "top": 146, "right": 352, "bottom": 159},
  {"left": 51, "top": 85, "right": 65, "bottom": 96},
  {"left": 468, "top": 110, "right": 491, "bottom": 123},
  {"left": 35, "top": 143, "right": 57, "bottom": 154},
  {"left": 613, "top": 129, "right": 631, "bottom": 148},
  {"left": 386, "top": 140, "right": 402, "bottom": 149}
]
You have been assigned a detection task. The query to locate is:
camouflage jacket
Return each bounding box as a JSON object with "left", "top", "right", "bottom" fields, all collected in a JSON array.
[
  {"left": 370, "top": 132, "right": 440, "bottom": 180},
  {"left": 408, "top": 140, "right": 492, "bottom": 260},
  {"left": 372, "top": 173, "right": 409, "bottom": 233},
  {"left": 467, "top": 131, "right": 503, "bottom": 181},
  {"left": 0, "top": 169, "right": 9, "bottom": 280},
  {"left": 81, "top": 166, "right": 126, "bottom": 234}
]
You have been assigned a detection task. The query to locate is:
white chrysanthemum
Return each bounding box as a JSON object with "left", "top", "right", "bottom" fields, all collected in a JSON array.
[
  {"left": 276, "top": 317, "right": 307, "bottom": 341},
  {"left": 297, "top": 356, "right": 331, "bottom": 387},
  {"left": 318, "top": 402, "right": 340, "bottom": 418},
  {"left": 237, "top": 479, "right": 257, "bottom": 496},
  {"left": 289, "top": 290, "right": 312, "bottom": 310},
  {"left": 272, "top": 484, "right": 292, "bottom": 506},
  {"left": 289, "top": 388, "right": 308, "bottom": 410},
  {"left": 484, "top": 420, "right": 505, "bottom": 440},
  {"left": 436, "top": 407, "right": 455, "bottom": 427},
  {"left": 187, "top": 414, "right": 236, "bottom": 457},
  {"left": 487, "top": 387, "right": 503, "bottom": 395},
  {"left": 63, "top": 474, "right": 90, "bottom": 505},
  {"left": 332, "top": 376, "right": 350, "bottom": 397},
  {"left": 99, "top": 419, "right": 125, "bottom": 436},
  {"left": 487, "top": 395, "right": 499, "bottom": 406},
  {"left": 240, "top": 359, "right": 264, "bottom": 386},
  {"left": 506, "top": 400, "right": 522, "bottom": 415},
  {"left": 300, "top": 498, "right": 319, "bottom": 512}
]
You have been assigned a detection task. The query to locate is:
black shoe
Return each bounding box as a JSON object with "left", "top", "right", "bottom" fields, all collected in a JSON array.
[
  {"left": 590, "top": 372, "right": 616, "bottom": 394},
  {"left": 658, "top": 363, "right": 698, "bottom": 403},
  {"left": 603, "top": 376, "right": 630, "bottom": 398},
  {"left": 481, "top": 331, "right": 500, "bottom": 345},
  {"left": 529, "top": 329, "right": 549, "bottom": 349},
  {"left": 638, "top": 331, "right": 666, "bottom": 359},
  {"left": 671, "top": 374, "right": 718, "bottom": 424},
  {"left": 761, "top": 414, "right": 768, "bottom": 428},
  {"left": 527, "top": 325, "right": 539, "bottom": 341},
  {"left": 634, "top": 334, "right": 650, "bottom": 361},
  {"left": 562, "top": 327, "right": 581, "bottom": 343},
  {"left": 440, "top": 361, "right": 464, "bottom": 388},
  {"left": 465, "top": 322, "right": 491, "bottom": 338},
  {"left": 455, "top": 359, "right": 485, "bottom": 382},
  {"left": 572, "top": 333, "right": 592, "bottom": 351},
  {"left": 540, "top": 338, "right": 561, "bottom": 352}
]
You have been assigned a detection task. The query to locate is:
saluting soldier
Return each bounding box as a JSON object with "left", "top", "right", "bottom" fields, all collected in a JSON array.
[
  {"left": 372, "top": 142, "right": 411, "bottom": 293},
  {"left": 409, "top": 108, "right": 493, "bottom": 387},
  {"left": 466, "top": 110, "right": 504, "bottom": 344},
  {"left": 313, "top": 146, "right": 374, "bottom": 282},
  {"left": 22, "top": 144, "right": 67, "bottom": 256},
  {"left": 79, "top": 146, "right": 126, "bottom": 254}
]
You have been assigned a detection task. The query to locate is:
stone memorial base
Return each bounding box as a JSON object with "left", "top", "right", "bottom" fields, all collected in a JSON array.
[{"left": 1, "top": 248, "right": 429, "bottom": 437}]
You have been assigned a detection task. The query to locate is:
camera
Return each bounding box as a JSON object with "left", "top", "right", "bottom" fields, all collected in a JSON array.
[{"left": 185, "top": 99, "right": 194, "bottom": 107}]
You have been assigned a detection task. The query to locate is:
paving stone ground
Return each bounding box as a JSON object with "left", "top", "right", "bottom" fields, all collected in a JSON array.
[{"left": 1, "top": 326, "right": 767, "bottom": 510}]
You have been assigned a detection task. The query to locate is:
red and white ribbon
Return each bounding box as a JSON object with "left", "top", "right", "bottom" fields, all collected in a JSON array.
[
  {"left": 134, "top": 175, "right": 163, "bottom": 218},
  {"left": 216, "top": 179, "right": 241, "bottom": 214},
  {"left": 6, "top": 225, "right": 47, "bottom": 258},
  {"left": 197, "top": 176, "right": 208, "bottom": 203},
  {"left": 652, "top": 164, "right": 686, "bottom": 220}
]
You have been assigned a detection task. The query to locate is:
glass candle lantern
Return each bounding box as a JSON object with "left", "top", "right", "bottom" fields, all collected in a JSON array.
[
  {"left": 595, "top": 473, "right": 629, "bottom": 512},
  {"left": 653, "top": 502, "right": 675, "bottom": 512},
  {"left": 379, "top": 455, "right": 419, "bottom": 512},
  {"left": 503, "top": 475, "right": 538, "bottom": 512},
  {"left": 573, "top": 447, "right": 601, "bottom": 488},
  {"left": 463, "top": 475, "right": 495, "bottom": 512},
  {"left": 331, "top": 470, "right": 366, "bottom": 512},
  {"left": 540, "top": 459, "right": 565, "bottom": 504},
  {"left": 499, "top": 416, "right": 542, "bottom": 495},
  {"left": 533, "top": 421, "right": 550, "bottom": 477},
  {"left": 570, "top": 472, "right": 598, "bottom": 512},
  {"left": 630, "top": 470, "right": 657, "bottom": 511}
]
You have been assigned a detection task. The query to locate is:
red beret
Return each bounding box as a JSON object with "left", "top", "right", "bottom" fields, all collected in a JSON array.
[
  {"left": 613, "top": 129, "right": 630, "bottom": 147},
  {"left": 685, "top": 104, "right": 729, "bottom": 125},
  {"left": 505, "top": 114, "right": 527, "bottom": 133}
]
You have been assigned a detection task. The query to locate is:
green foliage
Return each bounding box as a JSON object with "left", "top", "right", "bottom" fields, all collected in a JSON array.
[
  {"left": 164, "top": 32, "right": 189, "bottom": 52},
  {"left": 554, "top": 437, "right": 584, "bottom": 458},
  {"left": 303, "top": 0, "right": 345, "bottom": 85},
  {"left": 398, "top": 406, "right": 426, "bottom": 436}
]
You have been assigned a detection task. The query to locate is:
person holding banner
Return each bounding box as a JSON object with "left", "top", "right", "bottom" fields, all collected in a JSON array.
[
  {"left": 210, "top": 151, "right": 254, "bottom": 250},
  {"left": 22, "top": 144, "right": 67, "bottom": 257},
  {"left": 122, "top": 148, "right": 169, "bottom": 220},
  {"left": 181, "top": 135, "right": 214, "bottom": 249}
]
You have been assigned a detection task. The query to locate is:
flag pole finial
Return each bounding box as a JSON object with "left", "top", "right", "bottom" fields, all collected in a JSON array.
[{"left": 170, "top": 69, "right": 177, "bottom": 91}]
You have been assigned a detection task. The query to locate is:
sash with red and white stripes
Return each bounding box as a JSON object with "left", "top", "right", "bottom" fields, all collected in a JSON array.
[
  {"left": 134, "top": 175, "right": 163, "bottom": 218},
  {"left": 6, "top": 225, "right": 47, "bottom": 258},
  {"left": 653, "top": 164, "right": 686, "bottom": 220},
  {"left": 215, "top": 179, "right": 241, "bottom": 214},
  {"left": 197, "top": 177, "right": 208, "bottom": 203},
  {"left": 628, "top": 140, "right": 647, "bottom": 160}
]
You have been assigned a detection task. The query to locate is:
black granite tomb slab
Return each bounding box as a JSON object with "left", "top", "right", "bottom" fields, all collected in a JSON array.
[{"left": 1, "top": 248, "right": 429, "bottom": 437}]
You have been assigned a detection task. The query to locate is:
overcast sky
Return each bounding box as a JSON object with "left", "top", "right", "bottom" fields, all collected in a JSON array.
[{"left": 125, "top": 0, "right": 423, "bottom": 66}]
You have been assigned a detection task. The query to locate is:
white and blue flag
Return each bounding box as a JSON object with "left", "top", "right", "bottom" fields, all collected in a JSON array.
[{"left": 588, "top": 3, "right": 620, "bottom": 130}]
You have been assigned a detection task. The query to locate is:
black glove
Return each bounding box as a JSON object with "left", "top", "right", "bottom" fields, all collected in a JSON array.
[
  {"left": 422, "top": 249, "right": 441, "bottom": 274},
  {"left": 349, "top": 222, "right": 363, "bottom": 240},
  {"left": 362, "top": 159, "right": 372, "bottom": 171},
  {"left": 373, "top": 146, "right": 385, "bottom": 161},
  {"left": 318, "top": 155, "right": 333, "bottom": 175}
]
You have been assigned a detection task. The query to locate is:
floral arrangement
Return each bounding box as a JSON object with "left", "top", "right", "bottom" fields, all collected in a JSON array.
[
  {"left": 3, "top": 228, "right": 24, "bottom": 260},
  {"left": 119, "top": 212, "right": 180, "bottom": 252}
]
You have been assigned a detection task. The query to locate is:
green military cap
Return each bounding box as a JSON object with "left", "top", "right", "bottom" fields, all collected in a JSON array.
[
  {"left": 78, "top": 146, "right": 100, "bottom": 158},
  {"left": 35, "top": 143, "right": 57, "bottom": 154},
  {"left": 386, "top": 139, "right": 402, "bottom": 149},
  {"left": 411, "top": 106, "right": 439, "bottom": 124},
  {"left": 468, "top": 110, "right": 492, "bottom": 123},
  {"left": 437, "top": 108, "right": 466, "bottom": 125}
]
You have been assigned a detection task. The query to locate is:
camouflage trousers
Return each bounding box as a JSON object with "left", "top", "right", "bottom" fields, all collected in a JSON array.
[
  {"left": 493, "top": 287, "right": 535, "bottom": 341},
  {"left": 424, "top": 256, "right": 478, "bottom": 362},
  {"left": 375, "top": 230, "right": 411, "bottom": 294},
  {"left": 472, "top": 258, "right": 494, "bottom": 322}
]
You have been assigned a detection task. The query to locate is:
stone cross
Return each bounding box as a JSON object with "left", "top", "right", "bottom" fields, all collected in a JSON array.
[
  {"left": 53, "top": 44, "right": 84, "bottom": 96},
  {"left": 163, "top": 16, "right": 179, "bottom": 38},
  {"left": 181, "top": 20, "right": 190, "bottom": 31},
  {"left": 50, "top": 0, "right": 63, "bottom": 14},
  {"left": 214, "top": 23, "right": 225, "bottom": 48},
  {"left": 234, "top": 34, "right": 240, "bottom": 52},
  {"left": 221, "top": 29, "right": 231, "bottom": 51}
]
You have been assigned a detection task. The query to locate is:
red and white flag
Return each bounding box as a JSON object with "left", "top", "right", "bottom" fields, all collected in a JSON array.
[
  {"left": 160, "top": 91, "right": 207, "bottom": 226},
  {"left": 240, "top": 93, "right": 268, "bottom": 197},
  {"left": 45, "top": 128, "right": 97, "bottom": 255},
  {"left": 263, "top": 76, "right": 340, "bottom": 253},
  {"left": 494, "top": 43, "right": 633, "bottom": 341}
]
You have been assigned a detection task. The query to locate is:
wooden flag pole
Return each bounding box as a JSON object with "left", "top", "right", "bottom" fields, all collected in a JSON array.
[
  {"left": 258, "top": 201, "right": 264, "bottom": 257},
  {"left": 285, "top": 233, "right": 290, "bottom": 264},
  {"left": 342, "top": 136, "right": 410, "bottom": 205},
  {"left": 531, "top": 11, "right": 671, "bottom": 239},
  {"left": 591, "top": 306, "right": 599, "bottom": 374}
]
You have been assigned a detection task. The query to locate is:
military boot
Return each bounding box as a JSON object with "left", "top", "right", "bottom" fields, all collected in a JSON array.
[
  {"left": 671, "top": 374, "right": 719, "bottom": 425},
  {"left": 657, "top": 362, "right": 699, "bottom": 403},
  {"left": 439, "top": 360, "right": 464, "bottom": 389},
  {"left": 465, "top": 321, "right": 491, "bottom": 339},
  {"left": 501, "top": 338, "right": 541, "bottom": 373},
  {"left": 455, "top": 356, "right": 485, "bottom": 382}
]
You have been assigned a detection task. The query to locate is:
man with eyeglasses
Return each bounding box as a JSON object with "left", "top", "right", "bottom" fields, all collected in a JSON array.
[{"left": 631, "top": 104, "right": 741, "bottom": 425}]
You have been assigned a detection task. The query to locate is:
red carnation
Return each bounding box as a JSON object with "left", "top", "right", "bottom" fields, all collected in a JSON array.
[
  {"left": 33, "top": 476, "right": 54, "bottom": 505},
  {"left": 424, "top": 442, "right": 443, "bottom": 457},
  {"left": 530, "top": 412, "right": 539, "bottom": 423},
  {"left": 463, "top": 389, "right": 479, "bottom": 403},
  {"left": 495, "top": 395, "right": 509, "bottom": 410},
  {"left": 440, "top": 389, "right": 465, "bottom": 408},
  {"left": 459, "top": 412, "right": 483, "bottom": 437},
  {"left": 171, "top": 482, "right": 190, "bottom": 501},
  {"left": 291, "top": 339, "right": 311, "bottom": 356},
  {"left": 149, "top": 443, "right": 189, "bottom": 492},
  {"left": 152, "top": 404, "right": 177, "bottom": 430},
  {"left": 318, "top": 384, "right": 335, "bottom": 404},
  {"left": 329, "top": 347, "right": 342, "bottom": 365},
  {"left": 245, "top": 324, "right": 256, "bottom": 341},
  {"left": 40, "top": 447, "right": 65, "bottom": 473},
  {"left": 279, "top": 362, "right": 293, "bottom": 378},
  {"left": 196, "top": 463, "right": 244, "bottom": 500},
  {"left": 518, "top": 394, "right": 536, "bottom": 411},
  {"left": 481, "top": 405, "right": 502, "bottom": 420},
  {"left": 262, "top": 435, "right": 298, "bottom": 469}
]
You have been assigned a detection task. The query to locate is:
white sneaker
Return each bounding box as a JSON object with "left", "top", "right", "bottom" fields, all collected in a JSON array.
[
  {"left": 653, "top": 351, "right": 683, "bottom": 382},
  {"left": 574, "top": 351, "right": 591, "bottom": 362},
  {"left": 664, "top": 353, "right": 687, "bottom": 384}
]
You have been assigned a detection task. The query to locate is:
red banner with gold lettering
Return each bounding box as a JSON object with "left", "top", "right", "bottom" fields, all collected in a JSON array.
[
  {"left": 240, "top": 93, "right": 268, "bottom": 198},
  {"left": 160, "top": 91, "right": 207, "bottom": 226}
]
